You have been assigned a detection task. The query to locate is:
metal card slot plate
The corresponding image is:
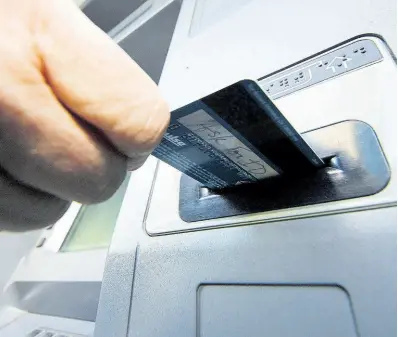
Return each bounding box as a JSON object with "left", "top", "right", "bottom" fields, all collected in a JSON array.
[{"left": 179, "top": 121, "right": 390, "bottom": 222}]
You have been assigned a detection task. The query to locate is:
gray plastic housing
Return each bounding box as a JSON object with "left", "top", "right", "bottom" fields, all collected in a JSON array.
[
  {"left": 94, "top": 40, "right": 397, "bottom": 337},
  {"left": 95, "top": 202, "right": 396, "bottom": 337},
  {"left": 93, "top": 0, "right": 397, "bottom": 334}
]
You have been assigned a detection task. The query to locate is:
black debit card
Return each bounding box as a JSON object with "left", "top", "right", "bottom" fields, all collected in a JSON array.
[
  {"left": 152, "top": 79, "right": 324, "bottom": 189},
  {"left": 202, "top": 79, "right": 324, "bottom": 175}
]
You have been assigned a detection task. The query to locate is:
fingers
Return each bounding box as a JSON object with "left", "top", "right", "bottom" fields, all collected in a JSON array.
[
  {"left": 0, "top": 0, "right": 169, "bottom": 232},
  {"left": 0, "top": 169, "right": 70, "bottom": 231},
  {"left": 0, "top": 57, "right": 127, "bottom": 203},
  {"left": 33, "top": 0, "right": 170, "bottom": 167}
]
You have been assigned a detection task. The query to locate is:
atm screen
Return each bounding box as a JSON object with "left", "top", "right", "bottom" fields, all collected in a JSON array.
[{"left": 61, "top": 176, "right": 130, "bottom": 252}]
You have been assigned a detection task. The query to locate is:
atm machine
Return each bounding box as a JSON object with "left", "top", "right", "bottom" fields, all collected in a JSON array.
[{"left": 0, "top": 0, "right": 396, "bottom": 336}]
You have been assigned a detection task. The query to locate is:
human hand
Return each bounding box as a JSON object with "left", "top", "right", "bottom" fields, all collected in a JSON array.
[{"left": 0, "top": 0, "right": 170, "bottom": 230}]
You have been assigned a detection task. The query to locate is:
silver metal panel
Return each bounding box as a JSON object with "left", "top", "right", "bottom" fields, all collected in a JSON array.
[
  {"left": 131, "top": 207, "right": 396, "bottom": 337},
  {"left": 260, "top": 39, "right": 383, "bottom": 99},
  {"left": 94, "top": 1, "right": 397, "bottom": 336},
  {"left": 146, "top": 36, "right": 397, "bottom": 235}
]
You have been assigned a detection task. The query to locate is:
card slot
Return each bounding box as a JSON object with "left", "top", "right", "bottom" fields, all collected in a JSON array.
[
  {"left": 198, "top": 155, "right": 338, "bottom": 200},
  {"left": 180, "top": 120, "right": 390, "bottom": 222}
]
